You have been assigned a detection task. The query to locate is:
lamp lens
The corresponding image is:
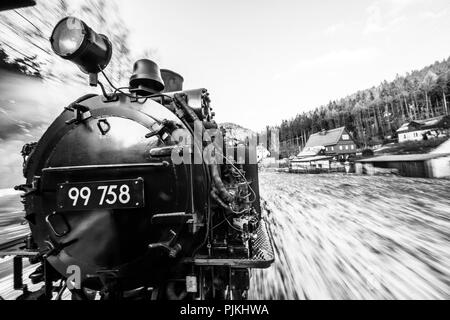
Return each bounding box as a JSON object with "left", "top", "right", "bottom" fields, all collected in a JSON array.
[{"left": 51, "top": 17, "right": 84, "bottom": 56}]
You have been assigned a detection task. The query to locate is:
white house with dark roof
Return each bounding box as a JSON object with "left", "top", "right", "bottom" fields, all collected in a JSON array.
[
  {"left": 289, "top": 127, "right": 356, "bottom": 171},
  {"left": 396, "top": 115, "right": 450, "bottom": 143},
  {"left": 300, "top": 126, "right": 357, "bottom": 159}
]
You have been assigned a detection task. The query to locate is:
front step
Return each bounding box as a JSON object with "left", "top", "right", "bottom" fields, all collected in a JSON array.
[{"left": 183, "top": 219, "right": 275, "bottom": 268}]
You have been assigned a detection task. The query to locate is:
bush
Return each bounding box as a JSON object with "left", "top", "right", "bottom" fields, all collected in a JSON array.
[{"left": 362, "top": 149, "right": 374, "bottom": 157}]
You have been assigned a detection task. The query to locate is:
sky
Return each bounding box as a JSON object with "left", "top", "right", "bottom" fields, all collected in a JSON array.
[{"left": 115, "top": 0, "right": 450, "bottom": 131}]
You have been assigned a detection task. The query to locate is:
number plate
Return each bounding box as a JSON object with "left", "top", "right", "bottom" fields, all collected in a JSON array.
[{"left": 56, "top": 178, "right": 144, "bottom": 212}]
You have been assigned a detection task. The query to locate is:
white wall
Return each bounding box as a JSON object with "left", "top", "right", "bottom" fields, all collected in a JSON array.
[
  {"left": 398, "top": 130, "right": 427, "bottom": 143},
  {"left": 291, "top": 160, "right": 330, "bottom": 169},
  {"left": 426, "top": 157, "right": 450, "bottom": 178}
]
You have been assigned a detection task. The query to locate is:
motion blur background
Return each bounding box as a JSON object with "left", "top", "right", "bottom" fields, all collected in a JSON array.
[
  {"left": 0, "top": 1, "right": 134, "bottom": 190},
  {"left": 2, "top": 0, "right": 450, "bottom": 188},
  {"left": 0, "top": 0, "right": 449, "bottom": 299}
]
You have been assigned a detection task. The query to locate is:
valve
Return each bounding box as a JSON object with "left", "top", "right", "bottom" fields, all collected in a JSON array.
[{"left": 148, "top": 230, "right": 182, "bottom": 258}]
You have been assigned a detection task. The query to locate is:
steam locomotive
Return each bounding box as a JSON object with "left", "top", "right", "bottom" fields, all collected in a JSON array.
[{"left": 0, "top": 15, "right": 274, "bottom": 300}]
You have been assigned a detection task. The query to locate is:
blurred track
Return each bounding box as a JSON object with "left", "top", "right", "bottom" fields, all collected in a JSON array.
[
  {"left": 0, "top": 257, "right": 34, "bottom": 300},
  {"left": 0, "top": 190, "right": 23, "bottom": 219},
  {"left": 249, "top": 171, "right": 450, "bottom": 300},
  {"left": 0, "top": 190, "right": 28, "bottom": 244},
  {"left": 0, "top": 189, "right": 32, "bottom": 299},
  {"left": 1, "top": 173, "right": 449, "bottom": 300}
]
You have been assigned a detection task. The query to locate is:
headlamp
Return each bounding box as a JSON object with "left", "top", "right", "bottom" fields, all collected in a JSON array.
[{"left": 50, "top": 17, "right": 112, "bottom": 74}]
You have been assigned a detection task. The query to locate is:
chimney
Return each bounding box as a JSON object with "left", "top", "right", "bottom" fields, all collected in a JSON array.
[{"left": 160, "top": 69, "right": 184, "bottom": 92}]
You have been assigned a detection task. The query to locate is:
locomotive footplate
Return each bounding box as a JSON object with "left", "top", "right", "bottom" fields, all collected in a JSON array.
[
  {"left": 0, "top": 235, "right": 38, "bottom": 258},
  {"left": 183, "top": 219, "right": 274, "bottom": 268}
]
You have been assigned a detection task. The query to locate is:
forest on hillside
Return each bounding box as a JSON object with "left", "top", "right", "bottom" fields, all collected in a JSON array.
[{"left": 275, "top": 57, "right": 450, "bottom": 157}]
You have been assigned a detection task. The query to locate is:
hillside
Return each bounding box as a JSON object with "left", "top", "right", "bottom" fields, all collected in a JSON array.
[
  {"left": 220, "top": 122, "right": 255, "bottom": 144},
  {"left": 275, "top": 57, "right": 450, "bottom": 157},
  {"left": 220, "top": 122, "right": 270, "bottom": 162}
]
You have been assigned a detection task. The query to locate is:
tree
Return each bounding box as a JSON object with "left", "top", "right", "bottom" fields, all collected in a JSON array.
[
  {"left": 352, "top": 101, "right": 366, "bottom": 145},
  {"left": 421, "top": 70, "right": 438, "bottom": 118},
  {"left": 393, "top": 75, "right": 409, "bottom": 120},
  {"left": 409, "top": 76, "right": 421, "bottom": 119},
  {"left": 436, "top": 71, "right": 449, "bottom": 115},
  {"left": 277, "top": 57, "right": 450, "bottom": 149}
]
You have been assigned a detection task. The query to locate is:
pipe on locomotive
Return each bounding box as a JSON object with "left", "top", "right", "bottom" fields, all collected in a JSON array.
[{"left": 173, "top": 94, "right": 233, "bottom": 205}]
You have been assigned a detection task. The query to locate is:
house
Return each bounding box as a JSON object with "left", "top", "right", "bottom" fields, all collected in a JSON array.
[
  {"left": 288, "top": 126, "right": 355, "bottom": 173},
  {"left": 289, "top": 154, "right": 334, "bottom": 172},
  {"left": 396, "top": 115, "right": 450, "bottom": 143},
  {"left": 356, "top": 152, "right": 450, "bottom": 178},
  {"left": 301, "top": 126, "right": 357, "bottom": 161}
]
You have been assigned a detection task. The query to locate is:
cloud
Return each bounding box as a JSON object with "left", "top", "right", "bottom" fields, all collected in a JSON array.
[
  {"left": 363, "top": 0, "right": 423, "bottom": 34},
  {"left": 420, "top": 9, "right": 449, "bottom": 20},
  {"left": 273, "top": 47, "right": 380, "bottom": 81},
  {"left": 294, "top": 48, "right": 381, "bottom": 70},
  {"left": 364, "top": 3, "right": 384, "bottom": 34},
  {"left": 386, "top": 0, "right": 427, "bottom": 13},
  {"left": 324, "top": 22, "right": 346, "bottom": 35}
]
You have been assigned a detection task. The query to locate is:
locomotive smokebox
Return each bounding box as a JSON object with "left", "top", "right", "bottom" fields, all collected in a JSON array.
[
  {"left": 161, "top": 69, "right": 184, "bottom": 92},
  {"left": 129, "top": 59, "right": 165, "bottom": 96}
]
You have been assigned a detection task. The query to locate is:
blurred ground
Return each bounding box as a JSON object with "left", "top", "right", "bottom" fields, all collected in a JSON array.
[
  {"left": 0, "top": 189, "right": 29, "bottom": 299},
  {"left": 1, "top": 172, "right": 449, "bottom": 299},
  {"left": 0, "top": 190, "right": 26, "bottom": 244},
  {"left": 249, "top": 171, "right": 450, "bottom": 300}
]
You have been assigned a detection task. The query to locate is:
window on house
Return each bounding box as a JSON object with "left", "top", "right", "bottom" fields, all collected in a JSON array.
[
  {"left": 342, "top": 134, "right": 349, "bottom": 140},
  {"left": 351, "top": 145, "right": 354, "bottom": 150},
  {"left": 403, "top": 134, "right": 406, "bottom": 139},
  {"left": 339, "top": 146, "right": 343, "bottom": 150},
  {"left": 345, "top": 145, "right": 348, "bottom": 150},
  {"left": 331, "top": 146, "right": 334, "bottom": 151}
]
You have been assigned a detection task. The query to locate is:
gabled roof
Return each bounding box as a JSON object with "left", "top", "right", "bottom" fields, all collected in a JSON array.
[
  {"left": 397, "top": 115, "right": 450, "bottom": 133},
  {"left": 396, "top": 121, "right": 421, "bottom": 133},
  {"left": 291, "top": 155, "right": 334, "bottom": 162},
  {"left": 357, "top": 153, "right": 450, "bottom": 162},
  {"left": 304, "top": 126, "right": 347, "bottom": 148},
  {"left": 297, "top": 146, "right": 323, "bottom": 157},
  {"left": 421, "top": 116, "right": 450, "bottom": 129}
]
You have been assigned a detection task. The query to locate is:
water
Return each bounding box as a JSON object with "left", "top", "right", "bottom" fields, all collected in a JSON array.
[{"left": 249, "top": 171, "right": 450, "bottom": 299}]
